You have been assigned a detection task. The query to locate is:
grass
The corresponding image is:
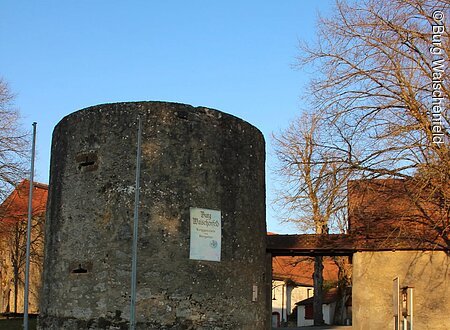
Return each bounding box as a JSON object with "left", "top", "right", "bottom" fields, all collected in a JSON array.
[{"left": 0, "top": 317, "right": 37, "bottom": 330}]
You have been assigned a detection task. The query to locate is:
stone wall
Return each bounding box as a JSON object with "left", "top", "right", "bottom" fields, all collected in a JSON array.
[
  {"left": 39, "top": 102, "right": 268, "bottom": 329},
  {"left": 352, "top": 251, "right": 450, "bottom": 330}
]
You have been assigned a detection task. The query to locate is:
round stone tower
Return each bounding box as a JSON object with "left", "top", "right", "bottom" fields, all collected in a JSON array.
[{"left": 39, "top": 102, "right": 268, "bottom": 329}]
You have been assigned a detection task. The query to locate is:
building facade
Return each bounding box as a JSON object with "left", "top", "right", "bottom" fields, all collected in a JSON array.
[
  {"left": 270, "top": 252, "right": 339, "bottom": 327},
  {"left": 0, "top": 180, "right": 47, "bottom": 315}
]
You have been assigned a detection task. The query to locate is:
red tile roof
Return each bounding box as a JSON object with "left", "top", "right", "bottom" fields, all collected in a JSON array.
[
  {"left": 296, "top": 287, "right": 340, "bottom": 305},
  {"left": 296, "top": 287, "right": 352, "bottom": 306},
  {"left": 272, "top": 255, "right": 339, "bottom": 286},
  {"left": 0, "top": 179, "right": 48, "bottom": 226}
]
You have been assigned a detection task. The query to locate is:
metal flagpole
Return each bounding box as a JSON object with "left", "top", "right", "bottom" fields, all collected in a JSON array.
[
  {"left": 23, "top": 122, "right": 37, "bottom": 330},
  {"left": 130, "top": 117, "right": 142, "bottom": 330}
]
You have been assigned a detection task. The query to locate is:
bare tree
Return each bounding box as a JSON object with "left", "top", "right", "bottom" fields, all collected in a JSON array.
[
  {"left": 297, "top": 0, "right": 449, "bottom": 176},
  {"left": 294, "top": 0, "right": 449, "bottom": 245},
  {"left": 273, "top": 113, "right": 350, "bottom": 325},
  {"left": 0, "top": 78, "right": 29, "bottom": 201},
  {"left": 274, "top": 0, "right": 449, "bottom": 324},
  {"left": 0, "top": 213, "right": 44, "bottom": 314},
  {"left": 0, "top": 77, "right": 31, "bottom": 314},
  {"left": 273, "top": 113, "right": 349, "bottom": 234}
]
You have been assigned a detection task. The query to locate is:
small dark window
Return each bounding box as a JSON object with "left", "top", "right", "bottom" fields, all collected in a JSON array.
[
  {"left": 71, "top": 264, "right": 88, "bottom": 274},
  {"left": 76, "top": 151, "right": 98, "bottom": 172}
]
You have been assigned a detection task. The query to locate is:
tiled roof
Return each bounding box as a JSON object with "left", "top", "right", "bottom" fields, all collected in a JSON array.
[
  {"left": 0, "top": 179, "right": 48, "bottom": 226},
  {"left": 296, "top": 287, "right": 352, "bottom": 306},
  {"left": 272, "top": 255, "right": 339, "bottom": 286},
  {"left": 268, "top": 234, "right": 355, "bottom": 256},
  {"left": 267, "top": 233, "right": 448, "bottom": 255},
  {"left": 296, "top": 287, "right": 339, "bottom": 305}
]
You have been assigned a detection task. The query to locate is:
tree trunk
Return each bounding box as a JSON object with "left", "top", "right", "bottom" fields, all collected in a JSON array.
[
  {"left": 13, "top": 222, "right": 20, "bottom": 314},
  {"left": 333, "top": 256, "right": 352, "bottom": 325},
  {"left": 13, "top": 268, "right": 18, "bottom": 314},
  {"left": 313, "top": 255, "right": 324, "bottom": 325}
]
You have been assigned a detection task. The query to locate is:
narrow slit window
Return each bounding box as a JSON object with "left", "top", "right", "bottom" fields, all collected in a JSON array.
[
  {"left": 76, "top": 151, "right": 98, "bottom": 172},
  {"left": 71, "top": 264, "right": 88, "bottom": 274}
]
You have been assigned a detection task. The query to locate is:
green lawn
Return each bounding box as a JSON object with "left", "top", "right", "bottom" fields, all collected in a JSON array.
[{"left": 0, "top": 318, "right": 37, "bottom": 330}]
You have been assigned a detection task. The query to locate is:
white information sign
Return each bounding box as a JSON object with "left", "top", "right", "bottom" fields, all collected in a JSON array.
[{"left": 189, "top": 207, "right": 221, "bottom": 262}]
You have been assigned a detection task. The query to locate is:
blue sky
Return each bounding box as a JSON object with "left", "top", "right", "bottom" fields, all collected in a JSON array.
[{"left": 0, "top": 1, "right": 334, "bottom": 234}]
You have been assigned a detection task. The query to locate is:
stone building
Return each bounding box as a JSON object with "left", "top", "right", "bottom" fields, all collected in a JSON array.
[
  {"left": 268, "top": 178, "right": 449, "bottom": 329},
  {"left": 0, "top": 179, "right": 48, "bottom": 315},
  {"left": 39, "top": 102, "right": 268, "bottom": 329},
  {"left": 349, "top": 179, "right": 449, "bottom": 330}
]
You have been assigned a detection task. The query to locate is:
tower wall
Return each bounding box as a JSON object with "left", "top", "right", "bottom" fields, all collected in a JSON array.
[{"left": 39, "top": 102, "right": 267, "bottom": 329}]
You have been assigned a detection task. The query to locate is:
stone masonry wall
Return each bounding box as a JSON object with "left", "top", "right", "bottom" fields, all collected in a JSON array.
[{"left": 39, "top": 102, "right": 268, "bottom": 329}]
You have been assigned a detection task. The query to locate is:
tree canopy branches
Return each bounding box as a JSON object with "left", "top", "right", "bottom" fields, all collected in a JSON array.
[
  {"left": 274, "top": 0, "right": 449, "bottom": 325},
  {"left": 297, "top": 0, "right": 449, "bottom": 179},
  {"left": 0, "top": 78, "right": 29, "bottom": 201},
  {"left": 275, "top": 0, "right": 449, "bottom": 231}
]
